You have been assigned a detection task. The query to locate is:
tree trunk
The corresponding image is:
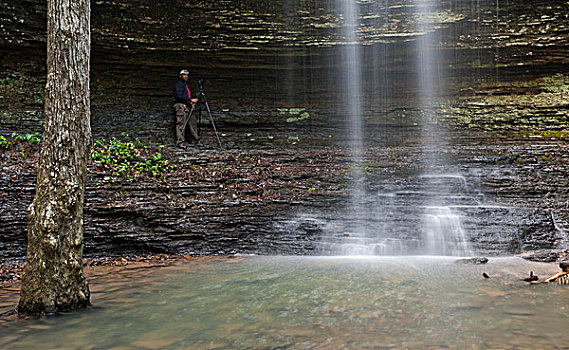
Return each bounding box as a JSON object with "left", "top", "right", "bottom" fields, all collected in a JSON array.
[{"left": 18, "top": 0, "right": 91, "bottom": 315}]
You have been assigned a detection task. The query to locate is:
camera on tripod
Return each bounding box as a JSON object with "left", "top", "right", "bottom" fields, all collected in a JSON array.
[
  {"left": 196, "top": 78, "right": 206, "bottom": 104},
  {"left": 197, "top": 78, "right": 205, "bottom": 91},
  {"left": 182, "top": 76, "right": 223, "bottom": 148}
]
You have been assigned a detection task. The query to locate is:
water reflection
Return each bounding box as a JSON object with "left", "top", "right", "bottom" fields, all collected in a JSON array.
[{"left": 1, "top": 256, "right": 568, "bottom": 349}]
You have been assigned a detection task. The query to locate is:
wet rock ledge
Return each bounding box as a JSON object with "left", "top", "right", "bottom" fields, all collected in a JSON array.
[
  {"left": 1, "top": 142, "right": 346, "bottom": 260},
  {"left": 1, "top": 134, "right": 569, "bottom": 261}
]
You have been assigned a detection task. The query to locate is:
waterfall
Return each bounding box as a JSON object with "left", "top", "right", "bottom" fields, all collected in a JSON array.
[
  {"left": 340, "top": 0, "right": 364, "bottom": 154},
  {"left": 338, "top": 0, "right": 367, "bottom": 252},
  {"left": 318, "top": 0, "right": 474, "bottom": 257},
  {"left": 415, "top": 0, "right": 471, "bottom": 256},
  {"left": 423, "top": 206, "right": 473, "bottom": 256}
]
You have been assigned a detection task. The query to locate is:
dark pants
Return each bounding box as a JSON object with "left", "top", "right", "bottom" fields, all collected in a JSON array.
[{"left": 174, "top": 103, "right": 199, "bottom": 144}]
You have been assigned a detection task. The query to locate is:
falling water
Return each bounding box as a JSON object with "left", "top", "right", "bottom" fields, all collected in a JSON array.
[
  {"left": 340, "top": 0, "right": 363, "bottom": 150},
  {"left": 423, "top": 206, "right": 472, "bottom": 256},
  {"left": 415, "top": 0, "right": 471, "bottom": 256},
  {"left": 319, "top": 0, "right": 475, "bottom": 257},
  {"left": 338, "top": 0, "right": 367, "bottom": 249},
  {"left": 416, "top": 0, "right": 444, "bottom": 150}
]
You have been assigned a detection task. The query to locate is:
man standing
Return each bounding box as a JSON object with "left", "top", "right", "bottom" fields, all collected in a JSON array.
[{"left": 174, "top": 69, "right": 200, "bottom": 148}]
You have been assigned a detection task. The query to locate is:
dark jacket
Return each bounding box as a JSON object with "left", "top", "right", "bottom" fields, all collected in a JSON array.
[{"left": 174, "top": 79, "right": 192, "bottom": 105}]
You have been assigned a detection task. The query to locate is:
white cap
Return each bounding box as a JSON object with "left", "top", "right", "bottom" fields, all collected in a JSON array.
[{"left": 179, "top": 69, "right": 189, "bottom": 75}]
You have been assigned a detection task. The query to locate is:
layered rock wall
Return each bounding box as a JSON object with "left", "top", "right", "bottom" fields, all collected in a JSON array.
[
  {"left": 1, "top": 1, "right": 568, "bottom": 259},
  {"left": 1, "top": 0, "right": 567, "bottom": 135}
]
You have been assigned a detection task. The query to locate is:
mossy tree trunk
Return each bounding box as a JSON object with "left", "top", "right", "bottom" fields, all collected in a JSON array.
[{"left": 17, "top": 0, "right": 91, "bottom": 315}]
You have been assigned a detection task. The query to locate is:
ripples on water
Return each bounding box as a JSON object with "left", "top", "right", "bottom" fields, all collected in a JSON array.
[{"left": 1, "top": 256, "right": 568, "bottom": 349}]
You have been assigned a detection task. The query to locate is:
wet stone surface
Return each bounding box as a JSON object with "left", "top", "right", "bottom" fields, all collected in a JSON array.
[{"left": 1, "top": 131, "right": 568, "bottom": 260}]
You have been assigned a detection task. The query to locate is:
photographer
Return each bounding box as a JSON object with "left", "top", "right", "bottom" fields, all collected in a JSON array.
[{"left": 173, "top": 69, "right": 201, "bottom": 148}]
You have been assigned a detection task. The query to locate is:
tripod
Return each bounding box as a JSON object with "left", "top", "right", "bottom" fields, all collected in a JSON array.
[{"left": 182, "top": 88, "right": 223, "bottom": 149}]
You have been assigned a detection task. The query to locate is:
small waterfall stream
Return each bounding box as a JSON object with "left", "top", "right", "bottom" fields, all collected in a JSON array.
[
  {"left": 423, "top": 206, "right": 472, "bottom": 256},
  {"left": 337, "top": 0, "right": 369, "bottom": 252},
  {"left": 316, "top": 170, "right": 480, "bottom": 256},
  {"left": 415, "top": 0, "right": 468, "bottom": 256}
]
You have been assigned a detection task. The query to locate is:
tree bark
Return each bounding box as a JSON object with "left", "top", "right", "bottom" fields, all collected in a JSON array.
[{"left": 18, "top": 0, "right": 91, "bottom": 315}]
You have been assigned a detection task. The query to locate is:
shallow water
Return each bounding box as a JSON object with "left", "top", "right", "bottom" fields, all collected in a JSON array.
[{"left": 1, "top": 256, "right": 568, "bottom": 349}]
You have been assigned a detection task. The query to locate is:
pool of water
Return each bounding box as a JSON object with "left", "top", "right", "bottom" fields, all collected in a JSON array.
[{"left": 1, "top": 256, "right": 568, "bottom": 349}]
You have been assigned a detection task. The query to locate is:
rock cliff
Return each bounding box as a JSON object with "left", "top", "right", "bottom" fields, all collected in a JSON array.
[{"left": 1, "top": 0, "right": 568, "bottom": 259}]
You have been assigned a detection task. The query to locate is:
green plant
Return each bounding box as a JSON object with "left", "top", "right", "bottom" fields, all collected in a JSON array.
[
  {"left": 26, "top": 132, "right": 41, "bottom": 145},
  {"left": 91, "top": 133, "right": 176, "bottom": 181},
  {"left": 11, "top": 132, "right": 41, "bottom": 145},
  {"left": 0, "top": 135, "right": 12, "bottom": 149}
]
